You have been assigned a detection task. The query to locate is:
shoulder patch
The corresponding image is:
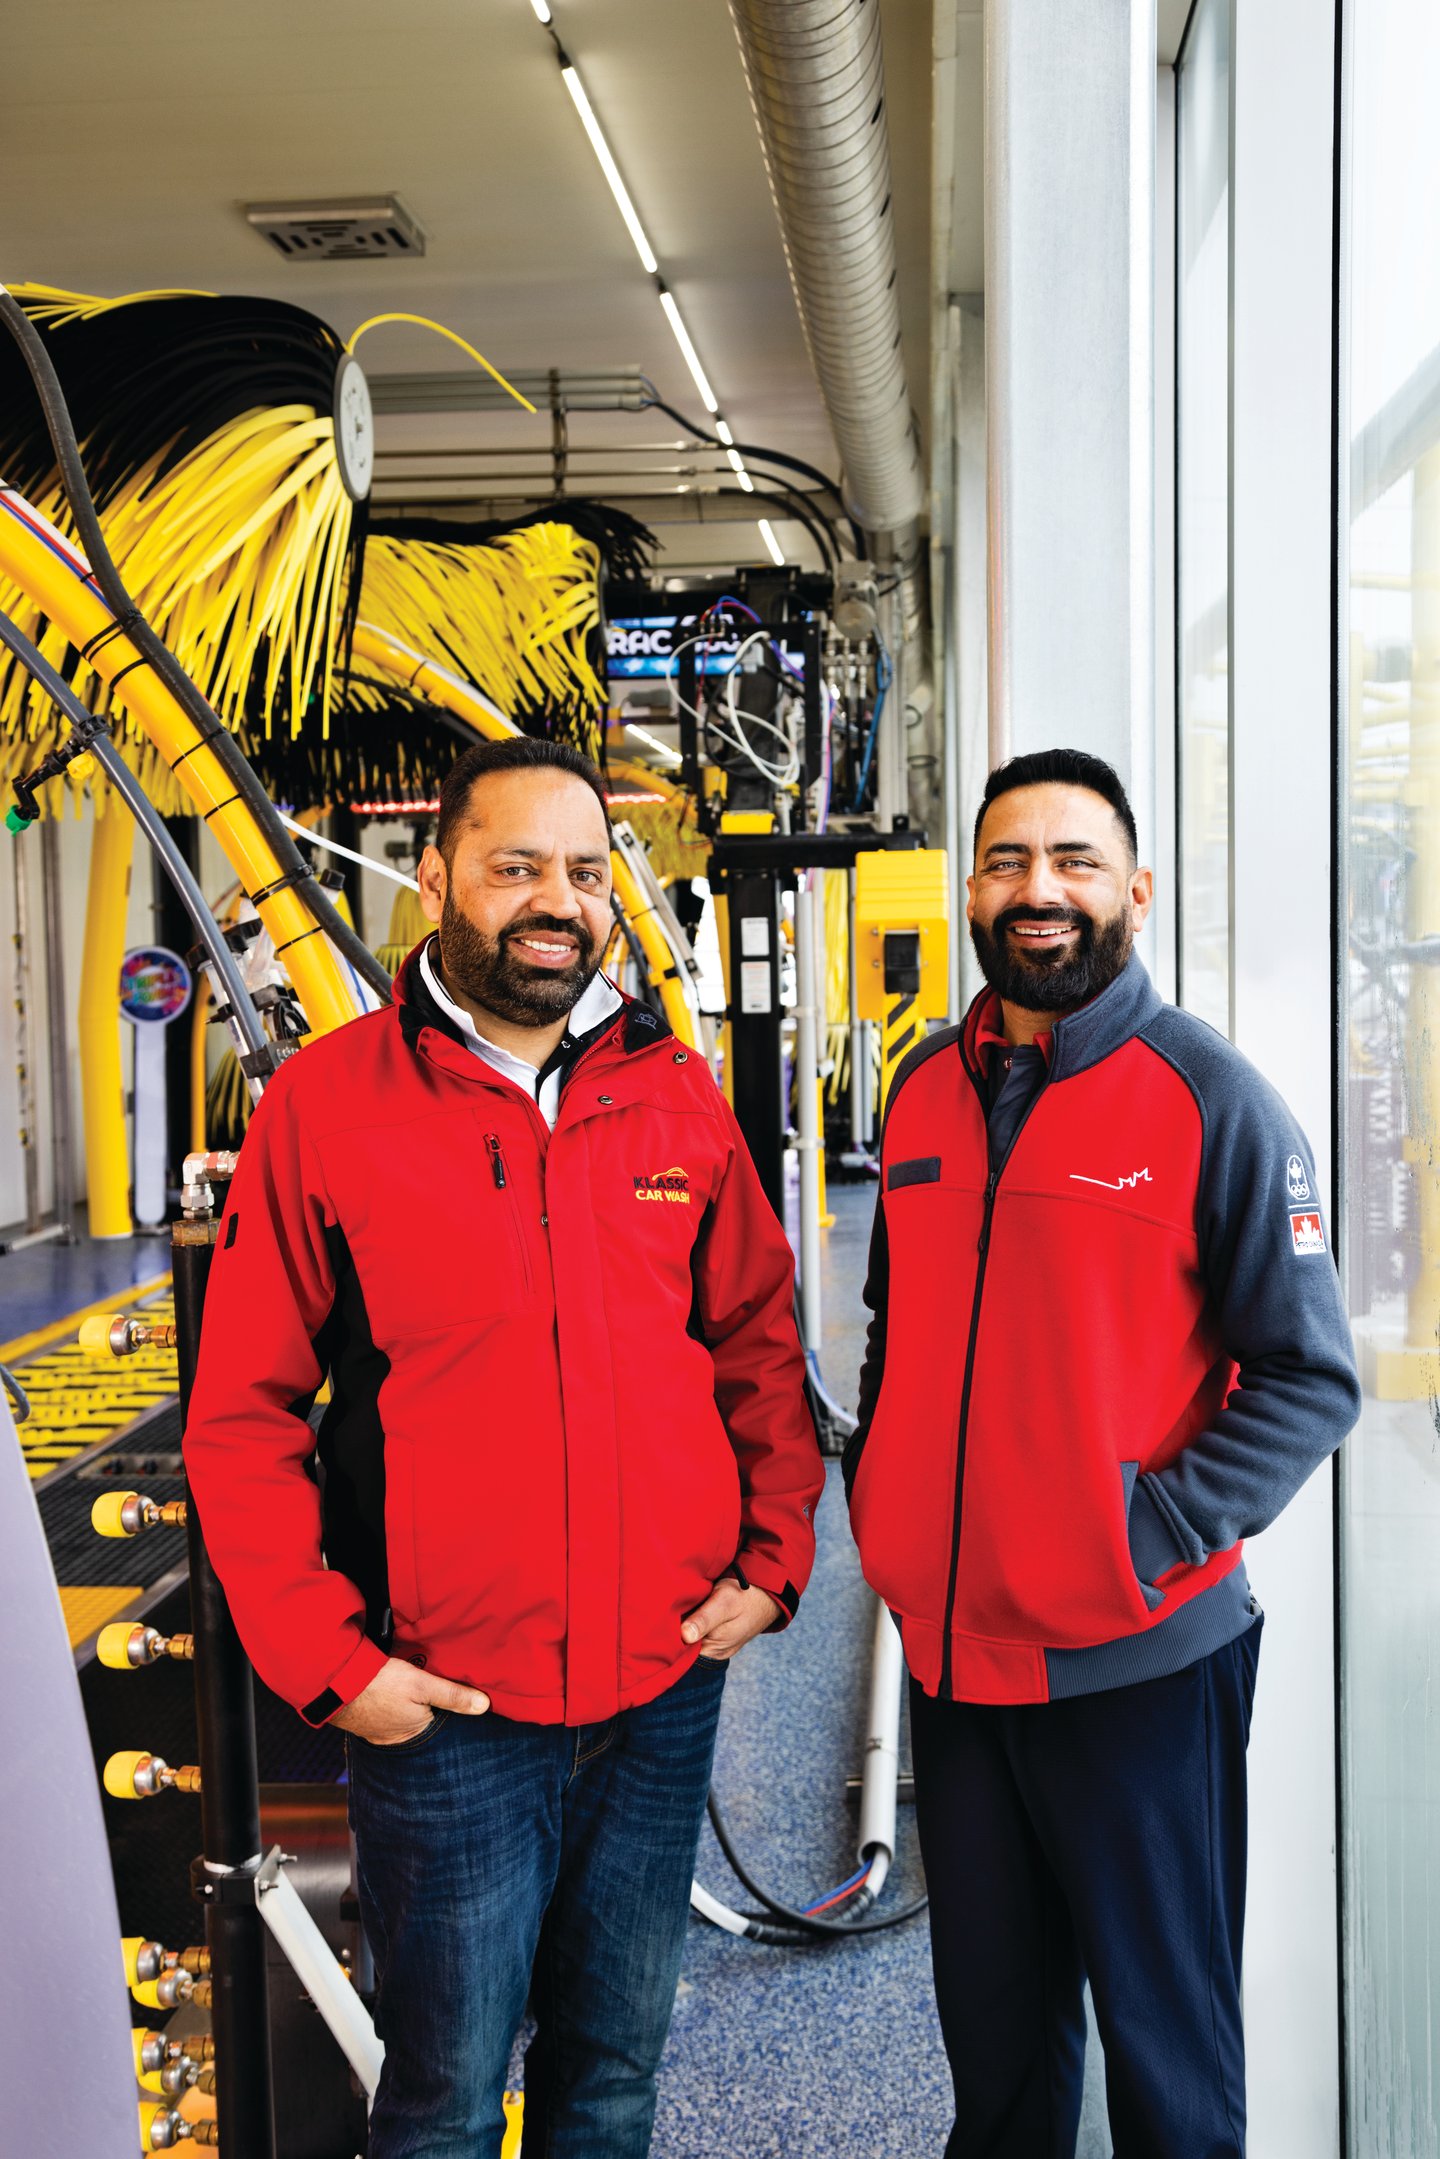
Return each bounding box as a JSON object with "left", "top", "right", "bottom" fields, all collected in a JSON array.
[{"left": 1289, "top": 1210, "right": 1326, "bottom": 1256}]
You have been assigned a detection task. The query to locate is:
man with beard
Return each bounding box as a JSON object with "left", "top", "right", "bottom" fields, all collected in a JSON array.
[
  {"left": 843, "top": 748, "right": 1358, "bottom": 2157},
  {"left": 184, "top": 737, "right": 822, "bottom": 2157}
]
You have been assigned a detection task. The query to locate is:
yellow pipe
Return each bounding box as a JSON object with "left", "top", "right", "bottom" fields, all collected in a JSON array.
[
  {"left": 0, "top": 496, "right": 362, "bottom": 1039},
  {"left": 189, "top": 969, "right": 210, "bottom": 1153},
  {"left": 354, "top": 620, "right": 703, "bottom": 1050},
  {"left": 79, "top": 804, "right": 134, "bottom": 1238}
]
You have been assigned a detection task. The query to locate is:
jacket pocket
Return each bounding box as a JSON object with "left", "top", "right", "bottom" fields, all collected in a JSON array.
[
  {"left": 1120, "top": 1461, "right": 1167, "bottom": 1611},
  {"left": 353, "top": 1708, "right": 450, "bottom": 1754},
  {"left": 887, "top": 1155, "right": 942, "bottom": 1190}
]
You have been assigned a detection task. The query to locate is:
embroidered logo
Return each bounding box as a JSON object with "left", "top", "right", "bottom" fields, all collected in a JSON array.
[
  {"left": 1289, "top": 1211, "right": 1326, "bottom": 1255},
  {"left": 1286, "top": 1154, "right": 1311, "bottom": 1201},
  {"left": 634, "top": 1166, "right": 691, "bottom": 1205},
  {"left": 1070, "top": 1168, "right": 1152, "bottom": 1192}
]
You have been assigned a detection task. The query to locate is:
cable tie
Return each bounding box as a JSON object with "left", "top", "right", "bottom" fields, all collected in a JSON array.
[{"left": 248, "top": 864, "right": 316, "bottom": 908}]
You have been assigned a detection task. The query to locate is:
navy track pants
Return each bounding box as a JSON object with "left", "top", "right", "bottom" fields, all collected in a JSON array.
[{"left": 909, "top": 1619, "right": 1262, "bottom": 2159}]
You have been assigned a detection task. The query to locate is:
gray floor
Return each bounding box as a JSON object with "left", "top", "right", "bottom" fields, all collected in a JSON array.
[{"left": 649, "top": 1180, "right": 1109, "bottom": 2158}]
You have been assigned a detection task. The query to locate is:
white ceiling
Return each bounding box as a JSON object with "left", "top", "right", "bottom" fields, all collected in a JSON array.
[{"left": 2, "top": 1, "right": 1191, "bottom": 579}]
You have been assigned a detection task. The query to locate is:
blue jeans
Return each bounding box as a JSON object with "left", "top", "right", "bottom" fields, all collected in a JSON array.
[{"left": 347, "top": 1653, "right": 727, "bottom": 2158}]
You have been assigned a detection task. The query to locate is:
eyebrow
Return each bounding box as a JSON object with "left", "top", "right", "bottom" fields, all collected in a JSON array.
[
  {"left": 490, "top": 844, "right": 611, "bottom": 867},
  {"left": 982, "top": 837, "right": 1103, "bottom": 860}
]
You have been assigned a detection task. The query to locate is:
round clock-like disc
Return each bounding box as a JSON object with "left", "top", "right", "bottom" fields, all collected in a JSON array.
[{"left": 333, "top": 352, "right": 375, "bottom": 502}]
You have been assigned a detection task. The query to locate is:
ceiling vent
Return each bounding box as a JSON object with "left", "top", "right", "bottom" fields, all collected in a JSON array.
[{"left": 244, "top": 196, "right": 426, "bottom": 262}]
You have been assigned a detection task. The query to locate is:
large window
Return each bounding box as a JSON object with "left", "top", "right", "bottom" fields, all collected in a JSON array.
[
  {"left": 1340, "top": 3, "right": 1440, "bottom": 2151},
  {"left": 1176, "top": 0, "right": 1230, "bottom": 1033}
]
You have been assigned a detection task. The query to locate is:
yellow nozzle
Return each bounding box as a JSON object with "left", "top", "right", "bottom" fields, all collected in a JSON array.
[
  {"left": 103, "top": 1749, "right": 149, "bottom": 1799},
  {"left": 131, "top": 1977, "right": 163, "bottom": 2010},
  {"left": 91, "top": 1490, "right": 138, "bottom": 1538},
  {"left": 120, "top": 1936, "right": 146, "bottom": 1987},
  {"left": 97, "top": 1622, "right": 139, "bottom": 1670},
  {"left": 79, "top": 1313, "right": 120, "bottom": 1355},
  {"left": 138, "top": 2100, "right": 166, "bottom": 2147},
  {"left": 132, "top": 2026, "right": 164, "bottom": 2093}
]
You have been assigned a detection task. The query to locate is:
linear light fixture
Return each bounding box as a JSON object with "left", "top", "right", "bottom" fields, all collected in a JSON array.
[
  {"left": 560, "top": 64, "right": 659, "bottom": 275},
  {"left": 530, "top": 0, "right": 553, "bottom": 20},
  {"left": 715, "top": 418, "right": 734, "bottom": 446},
  {"left": 657, "top": 287, "right": 717, "bottom": 413},
  {"left": 726, "top": 447, "right": 754, "bottom": 492},
  {"left": 758, "top": 518, "right": 786, "bottom": 567},
  {"left": 625, "top": 722, "right": 683, "bottom": 764}
]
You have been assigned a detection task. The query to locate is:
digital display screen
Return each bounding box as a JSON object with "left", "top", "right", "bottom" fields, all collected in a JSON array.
[{"left": 607, "top": 615, "right": 805, "bottom": 680}]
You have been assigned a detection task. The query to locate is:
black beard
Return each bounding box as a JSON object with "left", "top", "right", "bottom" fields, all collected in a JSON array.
[
  {"left": 438, "top": 895, "right": 601, "bottom": 1027},
  {"left": 969, "top": 905, "right": 1133, "bottom": 1013}
]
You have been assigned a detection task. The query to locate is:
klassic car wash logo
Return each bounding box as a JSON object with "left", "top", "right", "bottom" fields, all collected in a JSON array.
[{"left": 634, "top": 1166, "right": 691, "bottom": 1204}]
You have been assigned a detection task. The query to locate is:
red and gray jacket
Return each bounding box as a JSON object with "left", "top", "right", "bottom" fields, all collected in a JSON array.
[
  {"left": 183, "top": 946, "right": 822, "bottom": 1728},
  {"left": 845, "top": 954, "right": 1360, "bottom": 1705}
]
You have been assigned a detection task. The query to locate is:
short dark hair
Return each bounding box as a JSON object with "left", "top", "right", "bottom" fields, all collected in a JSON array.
[
  {"left": 973, "top": 749, "right": 1138, "bottom": 863},
  {"left": 435, "top": 737, "right": 611, "bottom": 862}
]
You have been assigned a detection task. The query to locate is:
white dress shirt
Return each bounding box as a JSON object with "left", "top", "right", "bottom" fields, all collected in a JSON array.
[{"left": 418, "top": 936, "right": 623, "bottom": 1130}]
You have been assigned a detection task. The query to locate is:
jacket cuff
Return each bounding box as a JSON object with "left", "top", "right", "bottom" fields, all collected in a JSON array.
[
  {"left": 300, "top": 1634, "right": 388, "bottom": 1728},
  {"left": 1128, "top": 1474, "right": 1198, "bottom": 1584},
  {"left": 729, "top": 1552, "right": 801, "bottom": 1631}
]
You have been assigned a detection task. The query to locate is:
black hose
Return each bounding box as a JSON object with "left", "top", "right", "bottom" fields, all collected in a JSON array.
[
  {"left": 705, "top": 1789, "right": 927, "bottom": 1941},
  {"left": 642, "top": 390, "right": 864, "bottom": 556},
  {"left": 746, "top": 476, "right": 842, "bottom": 574},
  {"left": 0, "top": 1361, "right": 31, "bottom": 1426},
  {"left": 0, "top": 287, "right": 394, "bottom": 1006}
]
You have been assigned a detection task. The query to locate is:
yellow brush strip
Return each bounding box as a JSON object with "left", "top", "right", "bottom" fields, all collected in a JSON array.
[
  {"left": 355, "top": 525, "right": 607, "bottom": 757},
  {"left": 58, "top": 1586, "right": 146, "bottom": 1649}
]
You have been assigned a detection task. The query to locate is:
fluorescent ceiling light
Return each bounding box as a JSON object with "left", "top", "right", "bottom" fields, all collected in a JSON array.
[
  {"left": 626, "top": 722, "right": 682, "bottom": 764},
  {"left": 658, "top": 290, "right": 718, "bottom": 413},
  {"left": 715, "top": 418, "right": 735, "bottom": 446},
  {"left": 726, "top": 447, "right": 754, "bottom": 493},
  {"left": 758, "top": 518, "right": 785, "bottom": 567},
  {"left": 530, "top": 0, "right": 553, "bottom": 21},
  {"left": 561, "top": 65, "right": 659, "bottom": 275}
]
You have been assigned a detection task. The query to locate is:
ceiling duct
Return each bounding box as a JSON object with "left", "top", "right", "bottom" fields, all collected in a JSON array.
[{"left": 726, "top": 0, "right": 925, "bottom": 556}]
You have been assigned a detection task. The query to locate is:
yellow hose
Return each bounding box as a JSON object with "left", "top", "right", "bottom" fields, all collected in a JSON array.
[
  {"left": 79, "top": 804, "right": 133, "bottom": 1237},
  {"left": 0, "top": 496, "right": 362, "bottom": 1038}
]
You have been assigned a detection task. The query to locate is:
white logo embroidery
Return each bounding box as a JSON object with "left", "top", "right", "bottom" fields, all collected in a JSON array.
[
  {"left": 1070, "top": 1168, "right": 1153, "bottom": 1191},
  {"left": 1286, "top": 1154, "right": 1311, "bottom": 1201},
  {"left": 1290, "top": 1211, "right": 1326, "bottom": 1255}
]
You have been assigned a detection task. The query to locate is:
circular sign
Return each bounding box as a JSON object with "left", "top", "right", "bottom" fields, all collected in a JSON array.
[
  {"left": 119, "top": 947, "right": 193, "bottom": 1026},
  {"left": 332, "top": 352, "right": 374, "bottom": 502}
]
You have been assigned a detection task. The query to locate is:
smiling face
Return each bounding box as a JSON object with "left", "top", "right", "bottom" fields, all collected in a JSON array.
[
  {"left": 416, "top": 766, "right": 614, "bottom": 1029},
  {"left": 967, "top": 782, "right": 1153, "bottom": 1016}
]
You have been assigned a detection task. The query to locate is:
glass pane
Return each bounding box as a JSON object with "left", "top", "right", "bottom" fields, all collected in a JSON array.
[
  {"left": 1341, "top": 2, "right": 1440, "bottom": 2152},
  {"left": 1176, "top": 0, "right": 1231, "bottom": 1033}
]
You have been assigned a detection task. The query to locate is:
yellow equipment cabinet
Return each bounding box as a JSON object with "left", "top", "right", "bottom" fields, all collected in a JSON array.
[{"left": 854, "top": 848, "right": 950, "bottom": 1109}]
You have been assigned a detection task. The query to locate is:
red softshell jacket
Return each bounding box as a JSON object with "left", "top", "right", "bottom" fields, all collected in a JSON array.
[{"left": 183, "top": 949, "right": 822, "bottom": 1727}]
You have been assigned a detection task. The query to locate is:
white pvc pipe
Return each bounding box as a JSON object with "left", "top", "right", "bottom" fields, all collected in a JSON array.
[
  {"left": 257, "top": 1866, "right": 386, "bottom": 2098},
  {"left": 793, "top": 876, "right": 822, "bottom": 1352},
  {"left": 856, "top": 1599, "right": 904, "bottom": 1870}
]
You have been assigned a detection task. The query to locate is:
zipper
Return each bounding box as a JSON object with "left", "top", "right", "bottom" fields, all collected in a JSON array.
[
  {"left": 938, "top": 1058, "right": 1050, "bottom": 1698},
  {"left": 483, "top": 1132, "right": 533, "bottom": 1292}
]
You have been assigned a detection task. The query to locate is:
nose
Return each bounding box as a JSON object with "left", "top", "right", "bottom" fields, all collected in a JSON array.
[
  {"left": 1011, "top": 857, "right": 1069, "bottom": 913},
  {"left": 532, "top": 863, "right": 583, "bottom": 922}
]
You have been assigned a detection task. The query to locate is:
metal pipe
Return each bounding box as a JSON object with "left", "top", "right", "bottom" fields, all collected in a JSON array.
[
  {"left": 174, "top": 1222, "right": 277, "bottom": 2159},
  {"left": 856, "top": 1599, "right": 904, "bottom": 1874},
  {"left": 40, "top": 815, "right": 74, "bottom": 1233},
  {"left": 11, "top": 837, "right": 40, "bottom": 1233},
  {"left": 794, "top": 876, "right": 822, "bottom": 1352},
  {"left": 847, "top": 866, "right": 864, "bottom": 1148}
]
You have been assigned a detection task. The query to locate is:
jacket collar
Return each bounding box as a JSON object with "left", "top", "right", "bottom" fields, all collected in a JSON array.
[
  {"left": 961, "top": 950, "right": 1161, "bottom": 1084},
  {"left": 392, "top": 936, "right": 673, "bottom": 1060}
]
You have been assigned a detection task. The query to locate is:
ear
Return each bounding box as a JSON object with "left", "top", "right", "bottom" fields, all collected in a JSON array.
[
  {"left": 417, "top": 843, "right": 447, "bottom": 928},
  {"left": 965, "top": 871, "right": 977, "bottom": 925},
  {"left": 1129, "top": 865, "right": 1154, "bottom": 931}
]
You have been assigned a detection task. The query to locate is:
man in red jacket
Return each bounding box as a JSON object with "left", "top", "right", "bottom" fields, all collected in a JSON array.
[
  {"left": 846, "top": 748, "right": 1359, "bottom": 2158},
  {"left": 184, "top": 736, "right": 822, "bottom": 2158}
]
